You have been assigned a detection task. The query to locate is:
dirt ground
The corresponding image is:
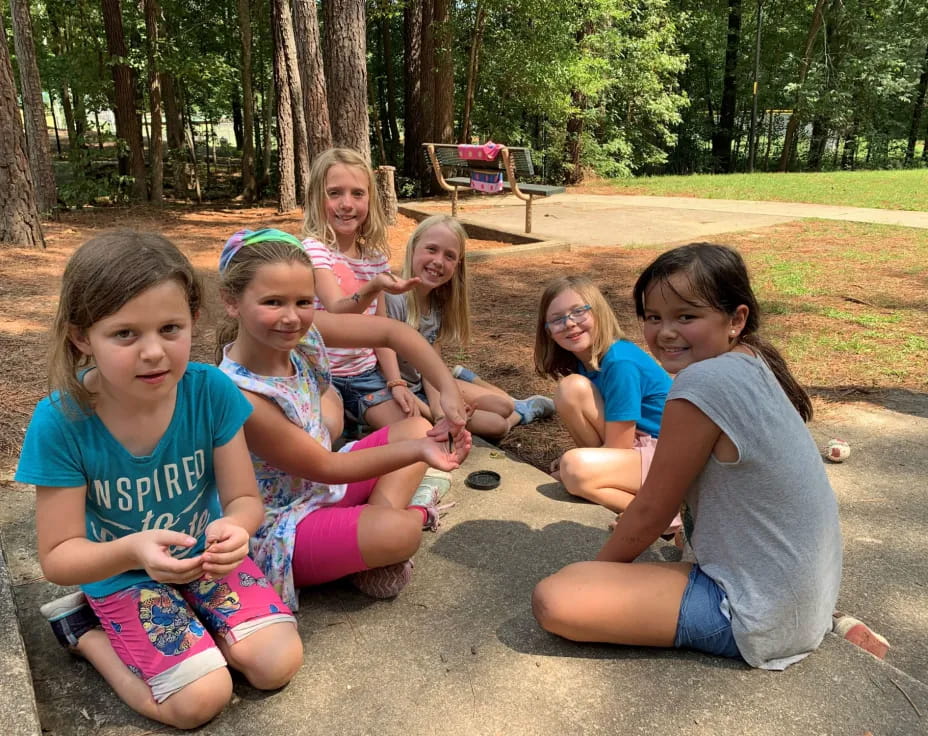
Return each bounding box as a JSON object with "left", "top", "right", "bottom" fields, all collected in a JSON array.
[{"left": 0, "top": 201, "right": 925, "bottom": 474}]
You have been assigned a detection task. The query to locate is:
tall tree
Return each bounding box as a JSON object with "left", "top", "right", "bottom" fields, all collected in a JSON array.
[
  {"left": 777, "top": 0, "right": 827, "bottom": 172},
  {"left": 459, "top": 1, "right": 486, "bottom": 143},
  {"left": 711, "top": 0, "right": 742, "bottom": 173},
  {"left": 10, "top": 0, "right": 58, "bottom": 212},
  {"left": 0, "top": 11, "right": 44, "bottom": 247},
  {"left": 293, "top": 0, "right": 332, "bottom": 161},
  {"left": 271, "top": 0, "right": 299, "bottom": 209},
  {"left": 324, "top": 0, "right": 371, "bottom": 160},
  {"left": 430, "top": 0, "right": 454, "bottom": 143},
  {"left": 143, "top": 0, "right": 164, "bottom": 202},
  {"left": 237, "top": 0, "right": 257, "bottom": 200},
  {"left": 100, "top": 0, "right": 148, "bottom": 199},
  {"left": 403, "top": 0, "right": 425, "bottom": 181},
  {"left": 905, "top": 42, "right": 928, "bottom": 166}
]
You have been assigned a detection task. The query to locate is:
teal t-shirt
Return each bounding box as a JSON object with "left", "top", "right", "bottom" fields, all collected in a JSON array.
[
  {"left": 577, "top": 339, "right": 671, "bottom": 437},
  {"left": 15, "top": 363, "right": 252, "bottom": 598}
]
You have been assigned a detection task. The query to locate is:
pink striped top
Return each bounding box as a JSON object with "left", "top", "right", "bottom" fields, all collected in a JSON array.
[{"left": 303, "top": 237, "right": 390, "bottom": 376}]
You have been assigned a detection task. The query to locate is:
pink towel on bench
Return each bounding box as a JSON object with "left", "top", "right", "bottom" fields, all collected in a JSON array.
[{"left": 458, "top": 141, "right": 503, "bottom": 162}]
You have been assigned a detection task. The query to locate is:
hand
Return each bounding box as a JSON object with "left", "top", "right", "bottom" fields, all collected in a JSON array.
[
  {"left": 134, "top": 530, "right": 205, "bottom": 584},
  {"left": 374, "top": 272, "right": 421, "bottom": 295},
  {"left": 201, "top": 519, "right": 251, "bottom": 579},
  {"left": 390, "top": 384, "right": 421, "bottom": 416},
  {"left": 427, "top": 412, "right": 470, "bottom": 451},
  {"left": 435, "top": 389, "right": 468, "bottom": 431},
  {"left": 418, "top": 428, "right": 472, "bottom": 471}
]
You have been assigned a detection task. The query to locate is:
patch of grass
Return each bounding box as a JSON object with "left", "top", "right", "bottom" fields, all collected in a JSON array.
[
  {"left": 821, "top": 308, "right": 902, "bottom": 327},
  {"left": 903, "top": 335, "right": 928, "bottom": 353},
  {"left": 755, "top": 256, "right": 817, "bottom": 296},
  {"left": 604, "top": 169, "right": 928, "bottom": 211}
]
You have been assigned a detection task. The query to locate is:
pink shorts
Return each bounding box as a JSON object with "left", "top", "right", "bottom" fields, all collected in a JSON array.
[
  {"left": 291, "top": 426, "right": 391, "bottom": 587},
  {"left": 634, "top": 433, "right": 658, "bottom": 482},
  {"left": 87, "top": 556, "right": 294, "bottom": 703}
]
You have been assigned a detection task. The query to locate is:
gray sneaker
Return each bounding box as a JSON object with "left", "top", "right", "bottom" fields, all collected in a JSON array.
[{"left": 514, "top": 395, "right": 556, "bottom": 425}]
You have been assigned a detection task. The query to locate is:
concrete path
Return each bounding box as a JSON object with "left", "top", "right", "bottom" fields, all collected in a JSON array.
[
  {"left": 407, "top": 193, "right": 928, "bottom": 245},
  {"left": 3, "top": 414, "right": 927, "bottom": 735}
]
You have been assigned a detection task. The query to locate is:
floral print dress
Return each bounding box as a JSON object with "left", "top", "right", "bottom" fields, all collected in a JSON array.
[{"left": 219, "top": 326, "right": 347, "bottom": 610}]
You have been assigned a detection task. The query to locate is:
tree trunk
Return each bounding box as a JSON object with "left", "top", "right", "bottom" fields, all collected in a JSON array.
[
  {"left": 458, "top": 1, "right": 486, "bottom": 143},
  {"left": 323, "top": 0, "right": 371, "bottom": 160},
  {"left": 403, "top": 0, "right": 425, "bottom": 182},
  {"left": 711, "top": 0, "right": 741, "bottom": 173},
  {"left": 0, "top": 12, "right": 44, "bottom": 247},
  {"left": 565, "top": 88, "right": 586, "bottom": 185},
  {"left": 293, "top": 0, "right": 332, "bottom": 162},
  {"left": 777, "top": 0, "right": 827, "bottom": 172},
  {"left": 273, "top": 0, "right": 309, "bottom": 200},
  {"left": 380, "top": 15, "right": 400, "bottom": 153},
  {"left": 161, "top": 72, "right": 190, "bottom": 197},
  {"left": 905, "top": 42, "right": 928, "bottom": 167},
  {"left": 231, "top": 93, "right": 244, "bottom": 150},
  {"left": 10, "top": 0, "right": 57, "bottom": 212},
  {"left": 100, "top": 0, "right": 148, "bottom": 200},
  {"left": 272, "top": 0, "right": 297, "bottom": 210},
  {"left": 237, "top": 0, "right": 257, "bottom": 201},
  {"left": 144, "top": 0, "right": 164, "bottom": 203},
  {"left": 807, "top": 115, "right": 828, "bottom": 171},
  {"left": 431, "top": 0, "right": 454, "bottom": 144}
]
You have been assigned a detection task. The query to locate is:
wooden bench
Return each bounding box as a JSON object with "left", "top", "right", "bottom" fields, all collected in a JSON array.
[{"left": 424, "top": 143, "right": 565, "bottom": 233}]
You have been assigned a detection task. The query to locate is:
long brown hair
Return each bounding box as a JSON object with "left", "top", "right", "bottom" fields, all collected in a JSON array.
[
  {"left": 534, "top": 275, "right": 625, "bottom": 379},
  {"left": 49, "top": 230, "right": 201, "bottom": 413},
  {"left": 400, "top": 215, "right": 471, "bottom": 346},
  {"left": 633, "top": 243, "right": 813, "bottom": 421},
  {"left": 301, "top": 147, "right": 389, "bottom": 260}
]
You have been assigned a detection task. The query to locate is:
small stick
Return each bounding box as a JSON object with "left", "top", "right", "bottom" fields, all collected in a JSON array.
[{"left": 888, "top": 676, "right": 923, "bottom": 718}]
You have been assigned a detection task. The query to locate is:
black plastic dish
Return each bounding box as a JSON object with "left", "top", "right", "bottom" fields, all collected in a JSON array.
[{"left": 465, "top": 470, "right": 501, "bottom": 490}]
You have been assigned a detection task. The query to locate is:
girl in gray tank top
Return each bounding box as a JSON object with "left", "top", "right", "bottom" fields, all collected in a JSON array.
[{"left": 532, "top": 243, "right": 843, "bottom": 670}]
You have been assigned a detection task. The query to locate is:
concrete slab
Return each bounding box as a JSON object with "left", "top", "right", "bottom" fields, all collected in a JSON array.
[
  {"left": 6, "top": 437, "right": 927, "bottom": 735},
  {"left": 407, "top": 193, "right": 928, "bottom": 247}
]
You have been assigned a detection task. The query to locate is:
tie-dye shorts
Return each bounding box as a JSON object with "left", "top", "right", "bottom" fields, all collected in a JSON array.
[{"left": 87, "top": 556, "right": 295, "bottom": 703}]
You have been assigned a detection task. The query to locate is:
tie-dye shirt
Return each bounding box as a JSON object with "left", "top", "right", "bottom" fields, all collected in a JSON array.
[{"left": 219, "top": 326, "right": 348, "bottom": 610}]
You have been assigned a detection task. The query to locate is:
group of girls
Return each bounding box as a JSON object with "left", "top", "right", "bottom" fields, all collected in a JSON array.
[{"left": 16, "top": 145, "right": 843, "bottom": 729}]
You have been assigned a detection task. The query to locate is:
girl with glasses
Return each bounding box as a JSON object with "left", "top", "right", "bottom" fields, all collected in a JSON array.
[{"left": 534, "top": 276, "right": 674, "bottom": 531}]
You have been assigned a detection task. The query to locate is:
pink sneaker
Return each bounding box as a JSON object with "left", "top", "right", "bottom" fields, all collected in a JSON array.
[
  {"left": 351, "top": 560, "right": 414, "bottom": 598},
  {"left": 833, "top": 614, "right": 890, "bottom": 660}
]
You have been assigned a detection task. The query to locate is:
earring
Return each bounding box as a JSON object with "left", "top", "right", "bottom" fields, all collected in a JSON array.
[{"left": 730, "top": 329, "right": 737, "bottom": 335}]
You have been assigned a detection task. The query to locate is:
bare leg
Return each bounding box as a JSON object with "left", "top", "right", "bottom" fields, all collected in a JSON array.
[
  {"left": 363, "top": 397, "right": 417, "bottom": 430},
  {"left": 458, "top": 381, "right": 520, "bottom": 439},
  {"left": 321, "top": 385, "right": 344, "bottom": 441},
  {"left": 355, "top": 504, "right": 424, "bottom": 568},
  {"left": 468, "top": 374, "right": 512, "bottom": 398},
  {"left": 559, "top": 446, "right": 642, "bottom": 513},
  {"left": 364, "top": 416, "right": 431, "bottom": 509},
  {"left": 553, "top": 374, "right": 606, "bottom": 448},
  {"left": 217, "top": 621, "right": 302, "bottom": 691},
  {"left": 533, "top": 560, "right": 691, "bottom": 647},
  {"left": 74, "top": 629, "right": 232, "bottom": 729}
]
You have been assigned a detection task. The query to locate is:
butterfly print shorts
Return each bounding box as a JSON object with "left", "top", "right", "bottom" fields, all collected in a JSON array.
[{"left": 87, "top": 556, "right": 295, "bottom": 702}]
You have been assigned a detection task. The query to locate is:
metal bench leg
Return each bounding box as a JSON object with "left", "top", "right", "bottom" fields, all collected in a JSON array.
[
  {"left": 451, "top": 187, "right": 459, "bottom": 217},
  {"left": 525, "top": 193, "right": 534, "bottom": 233}
]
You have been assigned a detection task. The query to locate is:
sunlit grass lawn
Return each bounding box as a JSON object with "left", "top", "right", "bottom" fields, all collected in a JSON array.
[{"left": 604, "top": 169, "right": 928, "bottom": 211}]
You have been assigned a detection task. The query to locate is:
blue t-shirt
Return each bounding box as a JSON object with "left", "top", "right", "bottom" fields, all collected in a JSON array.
[
  {"left": 15, "top": 363, "right": 252, "bottom": 598},
  {"left": 577, "top": 339, "right": 671, "bottom": 437}
]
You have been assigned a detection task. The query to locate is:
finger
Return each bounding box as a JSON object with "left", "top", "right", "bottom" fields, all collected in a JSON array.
[
  {"left": 154, "top": 530, "right": 198, "bottom": 549},
  {"left": 203, "top": 547, "right": 248, "bottom": 568}
]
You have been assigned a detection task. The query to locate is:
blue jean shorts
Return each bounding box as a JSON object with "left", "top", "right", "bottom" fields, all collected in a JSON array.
[
  {"left": 674, "top": 565, "right": 742, "bottom": 660},
  {"left": 331, "top": 367, "right": 393, "bottom": 421}
]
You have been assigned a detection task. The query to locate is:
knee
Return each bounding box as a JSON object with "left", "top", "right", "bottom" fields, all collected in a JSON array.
[
  {"left": 554, "top": 374, "right": 591, "bottom": 411},
  {"left": 388, "top": 415, "right": 432, "bottom": 441},
  {"left": 375, "top": 511, "right": 423, "bottom": 560},
  {"left": 231, "top": 626, "right": 304, "bottom": 691},
  {"left": 162, "top": 668, "right": 232, "bottom": 730},
  {"left": 470, "top": 412, "right": 510, "bottom": 440},
  {"left": 558, "top": 450, "right": 588, "bottom": 496},
  {"left": 532, "top": 576, "right": 570, "bottom": 637}
]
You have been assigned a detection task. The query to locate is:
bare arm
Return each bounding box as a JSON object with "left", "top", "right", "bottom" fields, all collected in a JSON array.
[
  {"left": 314, "top": 311, "right": 466, "bottom": 427},
  {"left": 314, "top": 268, "right": 419, "bottom": 315},
  {"left": 241, "top": 388, "right": 465, "bottom": 484},
  {"left": 373, "top": 296, "right": 419, "bottom": 416},
  {"left": 596, "top": 398, "right": 719, "bottom": 563},
  {"left": 36, "top": 485, "right": 203, "bottom": 586},
  {"left": 602, "top": 420, "right": 638, "bottom": 449}
]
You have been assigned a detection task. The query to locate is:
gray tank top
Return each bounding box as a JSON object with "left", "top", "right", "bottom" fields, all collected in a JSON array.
[{"left": 669, "top": 352, "right": 842, "bottom": 669}]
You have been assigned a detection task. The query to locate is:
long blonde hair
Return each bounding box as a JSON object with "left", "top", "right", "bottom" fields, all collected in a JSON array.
[
  {"left": 401, "top": 215, "right": 470, "bottom": 346},
  {"left": 301, "top": 147, "right": 389, "bottom": 260},
  {"left": 49, "top": 231, "right": 201, "bottom": 413},
  {"left": 534, "top": 275, "right": 625, "bottom": 378}
]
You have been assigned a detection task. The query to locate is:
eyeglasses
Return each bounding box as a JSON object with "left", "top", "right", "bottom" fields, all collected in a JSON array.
[{"left": 545, "top": 305, "right": 592, "bottom": 333}]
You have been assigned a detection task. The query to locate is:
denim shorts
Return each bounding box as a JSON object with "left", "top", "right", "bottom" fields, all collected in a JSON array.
[
  {"left": 674, "top": 565, "right": 742, "bottom": 660},
  {"left": 331, "top": 367, "right": 394, "bottom": 421}
]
